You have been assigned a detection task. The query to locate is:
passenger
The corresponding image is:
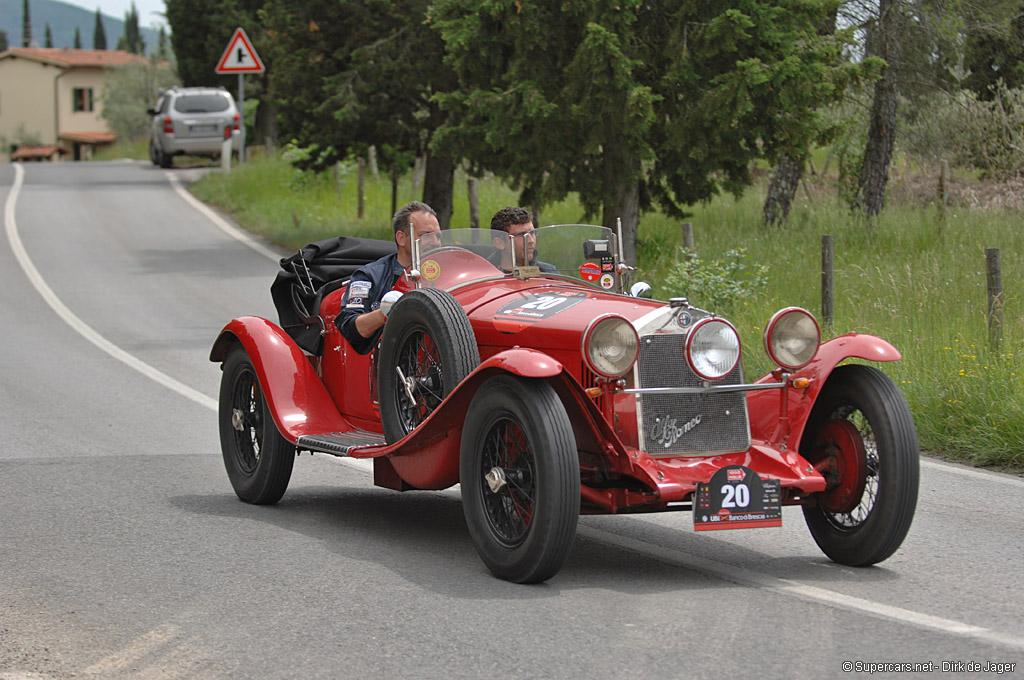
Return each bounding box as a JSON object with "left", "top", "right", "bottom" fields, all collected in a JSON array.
[
  {"left": 487, "top": 206, "right": 558, "bottom": 273},
  {"left": 336, "top": 201, "right": 441, "bottom": 354}
]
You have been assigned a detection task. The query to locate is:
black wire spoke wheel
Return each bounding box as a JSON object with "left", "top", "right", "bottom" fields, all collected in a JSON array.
[
  {"left": 218, "top": 346, "right": 295, "bottom": 505},
  {"left": 461, "top": 375, "right": 579, "bottom": 584},
  {"left": 479, "top": 417, "right": 537, "bottom": 547},
  {"left": 394, "top": 328, "right": 445, "bottom": 432},
  {"left": 800, "top": 364, "right": 919, "bottom": 566},
  {"left": 378, "top": 289, "right": 479, "bottom": 444}
]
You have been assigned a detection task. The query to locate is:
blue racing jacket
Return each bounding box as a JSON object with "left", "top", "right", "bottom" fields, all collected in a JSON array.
[{"left": 335, "top": 253, "right": 405, "bottom": 355}]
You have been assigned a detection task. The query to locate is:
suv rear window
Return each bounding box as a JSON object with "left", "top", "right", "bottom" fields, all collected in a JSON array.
[{"left": 173, "top": 94, "right": 232, "bottom": 113}]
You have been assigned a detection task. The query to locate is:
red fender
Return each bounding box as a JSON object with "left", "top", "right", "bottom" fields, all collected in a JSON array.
[
  {"left": 210, "top": 317, "right": 353, "bottom": 442},
  {"left": 373, "top": 348, "right": 566, "bottom": 489},
  {"left": 748, "top": 332, "right": 902, "bottom": 452}
]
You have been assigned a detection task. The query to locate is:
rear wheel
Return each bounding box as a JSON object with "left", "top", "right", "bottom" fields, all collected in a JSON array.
[
  {"left": 461, "top": 375, "right": 579, "bottom": 583},
  {"left": 218, "top": 346, "right": 295, "bottom": 504},
  {"left": 377, "top": 289, "right": 479, "bottom": 443},
  {"left": 800, "top": 364, "right": 919, "bottom": 566}
]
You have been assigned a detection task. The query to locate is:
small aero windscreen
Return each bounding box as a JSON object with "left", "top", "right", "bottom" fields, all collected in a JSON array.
[{"left": 174, "top": 95, "right": 232, "bottom": 114}]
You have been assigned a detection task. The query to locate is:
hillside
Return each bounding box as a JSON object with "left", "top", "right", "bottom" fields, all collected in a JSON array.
[{"left": 0, "top": 0, "right": 159, "bottom": 53}]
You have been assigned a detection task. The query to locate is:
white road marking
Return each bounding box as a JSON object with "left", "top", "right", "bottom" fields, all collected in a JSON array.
[
  {"left": 80, "top": 625, "right": 179, "bottom": 675},
  {"left": 921, "top": 458, "right": 1024, "bottom": 487},
  {"left": 4, "top": 164, "right": 217, "bottom": 411},
  {"left": 4, "top": 162, "right": 1022, "bottom": 651},
  {"left": 167, "top": 172, "right": 282, "bottom": 262}
]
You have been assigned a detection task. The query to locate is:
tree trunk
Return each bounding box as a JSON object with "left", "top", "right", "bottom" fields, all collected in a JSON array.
[
  {"left": 603, "top": 179, "right": 639, "bottom": 268},
  {"left": 254, "top": 98, "right": 278, "bottom": 149},
  {"left": 763, "top": 153, "right": 804, "bottom": 228},
  {"left": 422, "top": 153, "right": 455, "bottom": 229},
  {"left": 856, "top": 0, "right": 901, "bottom": 217}
]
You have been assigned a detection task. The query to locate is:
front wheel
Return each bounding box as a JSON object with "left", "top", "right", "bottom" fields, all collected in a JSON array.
[
  {"left": 218, "top": 346, "right": 295, "bottom": 504},
  {"left": 460, "top": 375, "right": 580, "bottom": 583},
  {"left": 800, "top": 364, "right": 919, "bottom": 566}
]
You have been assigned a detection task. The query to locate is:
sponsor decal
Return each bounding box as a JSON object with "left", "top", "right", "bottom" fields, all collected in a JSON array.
[
  {"left": 649, "top": 414, "right": 701, "bottom": 449},
  {"left": 346, "top": 298, "right": 364, "bottom": 308},
  {"left": 601, "top": 261, "right": 614, "bottom": 272},
  {"left": 349, "top": 281, "right": 372, "bottom": 298},
  {"left": 600, "top": 273, "right": 615, "bottom": 289},
  {"left": 727, "top": 469, "right": 745, "bottom": 482},
  {"left": 422, "top": 259, "right": 441, "bottom": 281},
  {"left": 579, "top": 262, "right": 601, "bottom": 282}
]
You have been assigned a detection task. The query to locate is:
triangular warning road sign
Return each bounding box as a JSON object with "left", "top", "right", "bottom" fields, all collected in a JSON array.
[{"left": 215, "top": 27, "right": 265, "bottom": 74}]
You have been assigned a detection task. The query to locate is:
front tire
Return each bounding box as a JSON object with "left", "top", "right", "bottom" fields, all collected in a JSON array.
[
  {"left": 800, "top": 364, "right": 919, "bottom": 566},
  {"left": 219, "top": 346, "right": 295, "bottom": 504},
  {"left": 460, "top": 375, "right": 579, "bottom": 583}
]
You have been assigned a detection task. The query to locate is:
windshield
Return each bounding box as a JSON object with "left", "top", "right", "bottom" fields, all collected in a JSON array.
[
  {"left": 174, "top": 94, "right": 232, "bottom": 113},
  {"left": 412, "top": 225, "right": 620, "bottom": 292}
]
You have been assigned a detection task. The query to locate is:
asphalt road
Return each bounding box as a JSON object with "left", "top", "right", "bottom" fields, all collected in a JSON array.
[{"left": 1, "top": 161, "right": 1022, "bottom": 679}]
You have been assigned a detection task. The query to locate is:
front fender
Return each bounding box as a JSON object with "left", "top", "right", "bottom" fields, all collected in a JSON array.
[
  {"left": 379, "top": 348, "right": 568, "bottom": 489},
  {"left": 210, "top": 317, "right": 352, "bottom": 443},
  {"left": 748, "top": 332, "right": 902, "bottom": 450}
]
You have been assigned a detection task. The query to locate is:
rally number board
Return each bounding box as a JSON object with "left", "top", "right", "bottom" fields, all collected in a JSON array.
[{"left": 694, "top": 465, "right": 782, "bottom": 531}]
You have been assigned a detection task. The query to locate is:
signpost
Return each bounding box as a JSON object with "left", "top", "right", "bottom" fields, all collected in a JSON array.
[{"left": 215, "top": 27, "right": 265, "bottom": 165}]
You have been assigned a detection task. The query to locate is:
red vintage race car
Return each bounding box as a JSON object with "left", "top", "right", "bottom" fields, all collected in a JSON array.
[{"left": 210, "top": 224, "right": 919, "bottom": 583}]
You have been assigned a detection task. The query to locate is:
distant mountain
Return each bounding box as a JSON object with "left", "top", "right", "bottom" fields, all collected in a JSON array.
[{"left": 0, "top": 0, "right": 160, "bottom": 54}]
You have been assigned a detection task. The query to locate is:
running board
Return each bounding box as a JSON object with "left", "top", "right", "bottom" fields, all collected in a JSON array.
[{"left": 296, "top": 430, "right": 386, "bottom": 456}]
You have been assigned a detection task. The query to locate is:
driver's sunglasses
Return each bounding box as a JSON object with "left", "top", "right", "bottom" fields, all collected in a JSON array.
[{"left": 510, "top": 229, "right": 537, "bottom": 240}]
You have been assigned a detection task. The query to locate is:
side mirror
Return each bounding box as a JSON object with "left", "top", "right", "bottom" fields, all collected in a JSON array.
[
  {"left": 146, "top": 108, "right": 157, "bottom": 116},
  {"left": 629, "top": 282, "right": 653, "bottom": 299}
]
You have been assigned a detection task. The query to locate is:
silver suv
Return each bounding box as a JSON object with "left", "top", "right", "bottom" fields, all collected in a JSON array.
[{"left": 148, "top": 87, "right": 240, "bottom": 168}]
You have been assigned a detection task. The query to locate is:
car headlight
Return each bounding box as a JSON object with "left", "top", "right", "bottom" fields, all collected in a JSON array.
[
  {"left": 685, "top": 318, "right": 741, "bottom": 381},
  {"left": 764, "top": 307, "right": 820, "bottom": 370},
  {"left": 583, "top": 315, "right": 639, "bottom": 378}
]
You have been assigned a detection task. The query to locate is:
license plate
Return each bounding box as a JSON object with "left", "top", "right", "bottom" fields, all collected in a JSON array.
[
  {"left": 188, "top": 124, "right": 217, "bottom": 134},
  {"left": 694, "top": 465, "right": 782, "bottom": 531}
]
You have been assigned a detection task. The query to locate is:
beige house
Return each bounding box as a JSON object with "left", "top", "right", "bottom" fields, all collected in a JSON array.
[{"left": 0, "top": 48, "right": 147, "bottom": 162}]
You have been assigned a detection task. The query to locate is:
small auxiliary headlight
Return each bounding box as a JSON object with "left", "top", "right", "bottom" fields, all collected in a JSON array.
[
  {"left": 583, "top": 315, "right": 639, "bottom": 378},
  {"left": 764, "top": 307, "right": 820, "bottom": 370},
  {"left": 685, "top": 318, "right": 741, "bottom": 381}
]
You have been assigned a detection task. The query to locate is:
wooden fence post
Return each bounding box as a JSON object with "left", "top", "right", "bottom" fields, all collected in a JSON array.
[
  {"left": 822, "top": 235, "right": 834, "bottom": 327},
  {"left": 986, "top": 248, "right": 1003, "bottom": 348},
  {"left": 357, "top": 157, "right": 366, "bottom": 218},
  {"left": 681, "top": 222, "right": 695, "bottom": 259},
  {"left": 938, "top": 159, "right": 949, "bottom": 220},
  {"left": 468, "top": 178, "right": 479, "bottom": 229}
]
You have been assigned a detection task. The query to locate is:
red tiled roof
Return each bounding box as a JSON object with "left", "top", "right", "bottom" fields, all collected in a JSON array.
[
  {"left": 11, "top": 145, "right": 60, "bottom": 160},
  {"left": 0, "top": 48, "right": 147, "bottom": 68},
  {"left": 59, "top": 132, "right": 118, "bottom": 143}
]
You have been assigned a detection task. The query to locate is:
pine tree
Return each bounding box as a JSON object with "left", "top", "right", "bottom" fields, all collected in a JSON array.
[
  {"left": 44, "top": 23, "right": 52, "bottom": 48},
  {"left": 22, "top": 0, "right": 32, "bottom": 47},
  {"left": 93, "top": 8, "right": 106, "bottom": 50},
  {"left": 74, "top": 27, "right": 82, "bottom": 49}
]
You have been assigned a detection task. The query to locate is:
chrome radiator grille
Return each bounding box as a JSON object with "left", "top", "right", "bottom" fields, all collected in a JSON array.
[{"left": 636, "top": 333, "right": 751, "bottom": 456}]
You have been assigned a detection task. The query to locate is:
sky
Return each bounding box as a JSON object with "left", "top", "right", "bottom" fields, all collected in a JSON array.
[{"left": 65, "top": 0, "right": 168, "bottom": 29}]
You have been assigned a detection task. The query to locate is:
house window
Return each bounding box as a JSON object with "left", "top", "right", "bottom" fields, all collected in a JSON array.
[{"left": 73, "top": 88, "right": 94, "bottom": 112}]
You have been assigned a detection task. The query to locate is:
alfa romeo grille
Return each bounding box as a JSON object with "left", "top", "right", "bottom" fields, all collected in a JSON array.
[{"left": 636, "top": 333, "right": 751, "bottom": 456}]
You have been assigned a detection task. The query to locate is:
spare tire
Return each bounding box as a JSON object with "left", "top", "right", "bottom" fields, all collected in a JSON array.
[{"left": 377, "top": 288, "right": 479, "bottom": 443}]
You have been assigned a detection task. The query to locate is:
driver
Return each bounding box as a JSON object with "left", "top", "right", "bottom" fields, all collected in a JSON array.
[
  {"left": 335, "top": 201, "right": 441, "bottom": 354},
  {"left": 487, "top": 206, "right": 557, "bottom": 273}
]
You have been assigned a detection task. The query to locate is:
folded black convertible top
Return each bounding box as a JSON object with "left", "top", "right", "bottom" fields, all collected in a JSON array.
[{"left": 271, "top": 235, "right": 396, "bottom": 354}]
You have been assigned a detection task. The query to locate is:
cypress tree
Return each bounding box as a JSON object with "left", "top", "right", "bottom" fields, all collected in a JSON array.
[
  {"left": 74, "top": 27, "right": 81, "bottom": 49},
  {"left": 44, "top": 22, "right": 52, "bottom": 48},
  {"left": 22, "top": 0, "right": 32, "bottom": 47},
  {"left": 93, "top": 8, "right": 106, "bottom": 50},
  {"left": 0, "top": 30, "right": 8, "bottom": 52}
]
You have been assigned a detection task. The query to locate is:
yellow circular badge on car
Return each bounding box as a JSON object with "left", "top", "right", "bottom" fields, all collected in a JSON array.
[{"left": 422, "top": 260, "right": 441, "bottom": 280}]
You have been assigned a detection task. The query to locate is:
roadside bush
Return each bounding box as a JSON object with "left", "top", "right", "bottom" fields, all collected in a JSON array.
[{"left": 661, "top": 247, "right": 769, "bottom": 314}]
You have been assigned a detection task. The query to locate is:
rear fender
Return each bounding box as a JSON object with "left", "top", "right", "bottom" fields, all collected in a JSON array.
[
  {"left": 210, "top": 317, "right": 352, "bottom": 442},
  {"left": 748, "top": 333, "right": 902, "bottom": 450}
]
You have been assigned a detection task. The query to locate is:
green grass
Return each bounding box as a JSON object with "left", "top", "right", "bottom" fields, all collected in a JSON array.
[
  {"left": 191, "top": 153, "right": 1024, "bottom": 471},
  {"left": 93, "top": 137, "right": 150, "bottom": 161}
]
